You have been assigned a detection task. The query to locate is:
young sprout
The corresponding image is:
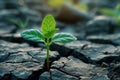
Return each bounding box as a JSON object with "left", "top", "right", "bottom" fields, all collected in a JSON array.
[
  {"left": 9, "top": 18, "right": 29, "bottom": 29},
  {"left": 21, "top": 15, "right": 77, "bottom": 70},
  {"left": 115, "top": 4, "right": 120, "bottom": 25},
  {"left": 99, "top": 4, "right": 120, "bottom": 25}
]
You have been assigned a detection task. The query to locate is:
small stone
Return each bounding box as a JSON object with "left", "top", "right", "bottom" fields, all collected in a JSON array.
[{"left": 86, "top": 16, "right": 115, "bottom": 35}]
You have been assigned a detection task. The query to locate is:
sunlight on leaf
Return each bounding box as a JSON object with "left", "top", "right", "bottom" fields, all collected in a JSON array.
[
  {"left": 52, "top": 33, "right": 77, "bottom": 44},
  {"left": 41, "top": 14, "right": 57, "bottom": 38},
  {"left": 21, "top": 29, "right": 45, "bottom": 42}
]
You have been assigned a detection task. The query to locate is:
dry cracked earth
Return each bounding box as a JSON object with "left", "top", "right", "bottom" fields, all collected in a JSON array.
[
  {"left": 0, "top": 24, "right": 120, "bottom": 80},
  {"left": 0, "top": 1, "right": 120, "bottom": 79}
]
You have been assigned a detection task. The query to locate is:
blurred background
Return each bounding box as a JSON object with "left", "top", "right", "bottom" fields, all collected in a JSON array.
[{"left": 0, "top": 0, "right": 120, "bottom": 38}]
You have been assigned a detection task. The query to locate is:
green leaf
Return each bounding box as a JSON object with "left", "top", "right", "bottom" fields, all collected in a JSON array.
[
  {"left": 8, "top": 18, "right": 28, "bottom": 29},
  {"left": 116, "top": 3, "right": 120, "bottom": 10},
  {"left": 52, "top": 33, "right": 77, "bottom": 44},
  {"left": 41, "top": 14, "right": 57, "bottom": 38},
  {"left": 115, "top": 16, "right": 120, "bottom": 25},
  {"left": 99, "top": 8, "right": 115, "bottom": 17},
  {"left": 21, "top": 29, "right": 45, "bottom": 42}
]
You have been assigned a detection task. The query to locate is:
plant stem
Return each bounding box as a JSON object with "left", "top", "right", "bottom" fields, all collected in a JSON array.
[{"left": 46, "top": 39, "right": 50, "bottom": 70}]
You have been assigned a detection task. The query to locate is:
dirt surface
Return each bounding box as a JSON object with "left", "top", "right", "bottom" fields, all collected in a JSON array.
[{"left": 0, "top": 0, "right": 120, "bottom": 80}]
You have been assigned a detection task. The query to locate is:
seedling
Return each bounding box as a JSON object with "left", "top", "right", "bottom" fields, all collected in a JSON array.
[
  {"left": 8, "top": 18, "right": 29, "bottom": 29},
  {"left": 99, "top": 4, "right": 120, "bottom": 25},
  {"left": 21, "top": 15, "right": 77, "bottom": 70}
]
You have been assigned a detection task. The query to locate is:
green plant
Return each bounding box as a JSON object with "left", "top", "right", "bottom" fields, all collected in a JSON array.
[
  {"left": 99, "top": 4, "right": 120, "bottom": 25},
  {"left": 99, "top": 8, "right": 115, "bottom": 17},
  {"left": 115, "top": 4, "right": 120, "bottom": 25},
  {"left": 8, "top": 18, "right": 29, "bottom": 29},
  {"left": 21, "top": 15, "right": 77, "bottom": 70}
]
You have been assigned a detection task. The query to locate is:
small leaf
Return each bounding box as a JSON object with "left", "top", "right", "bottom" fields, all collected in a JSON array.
[
  {"left": 99, "top": 8, "right": 115, "bottom": 17},
  {"left": 41, "top": 15, "right": 56, "bottom": 38},
  {"left": 52, "top": 33, "right": 77, "bottom": 44},
  {"left": 116, "top": 3, "right": 120, "bottom": 10},
  {"left": 21, "top": 29, "right": 45, "bottom": 42},
  {"left": 8, "top": 18, "right": 28, "bottom": 29}
]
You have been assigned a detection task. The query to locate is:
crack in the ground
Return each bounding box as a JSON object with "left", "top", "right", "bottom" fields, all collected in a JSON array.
[
  {"left": 86, "top": 39, "right": 119, "bottom": 46},
  {"left": 51, "top": 67, "right": 80, "bottom": 80},
  {"left": 0, "top": 35, "right": 100, "bottom": 65},
  {"left": 0, "top": 34, "right": 119, "bottom": 80}
]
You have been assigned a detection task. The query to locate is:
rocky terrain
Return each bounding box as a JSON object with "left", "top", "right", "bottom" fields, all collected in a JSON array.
[{"left": 0, "top": 0, "right": 120, "bottom": 80}]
